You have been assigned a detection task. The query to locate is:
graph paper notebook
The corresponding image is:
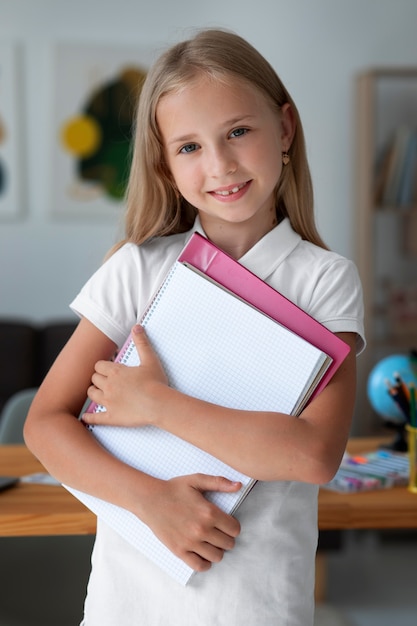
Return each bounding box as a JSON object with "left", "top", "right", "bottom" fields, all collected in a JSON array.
[
  {"left": 178, "top": 232, "right": 351, "bottom": 400},
  {"left": 65, "top": 237, "right": 343, "bottom": 585}
]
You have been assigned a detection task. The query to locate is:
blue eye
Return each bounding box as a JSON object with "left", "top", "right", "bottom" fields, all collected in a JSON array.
[
  {"left": 230, "top": 128, "right": 248, "bottom": 138},
  {"left": 180, "top": 143, "right": 198, "bottom": 154}
]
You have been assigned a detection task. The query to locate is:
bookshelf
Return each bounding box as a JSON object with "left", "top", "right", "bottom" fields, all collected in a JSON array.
[{"left": 355, "top": 68, "right": 417, "bottom": 434}]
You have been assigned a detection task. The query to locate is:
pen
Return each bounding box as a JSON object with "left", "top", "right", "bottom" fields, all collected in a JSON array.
[
  {"left": 386, "top": 379, "right": 410, "bottom": 421},
  {"left": 410, "top": 350, "right": 417, "bottom": 381},
  {"left": 394, "top": 372, "right": 411, "bottom": 402},
  {"left": 409, "top": 383, "right": 416, "bottom": 428}
]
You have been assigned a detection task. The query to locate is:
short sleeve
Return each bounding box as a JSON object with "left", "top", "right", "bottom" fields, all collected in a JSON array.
[
  {"left": 307, "top": 258, "right": 366, "bottom": 356},
  {"left": 70, "top": 244, "right": 143, "bottom": 347}
]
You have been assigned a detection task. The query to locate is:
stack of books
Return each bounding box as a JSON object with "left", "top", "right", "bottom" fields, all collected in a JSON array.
[{"left": 323, "top": 449, "right": 409, "bottom": 493}]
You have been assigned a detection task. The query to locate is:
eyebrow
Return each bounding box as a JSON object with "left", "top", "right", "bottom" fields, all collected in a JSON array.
[{"left": 166, "top": 114, "right": 257, "bottom": 147}]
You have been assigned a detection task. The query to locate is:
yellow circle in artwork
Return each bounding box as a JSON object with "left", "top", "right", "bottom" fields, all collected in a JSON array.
[{"left": 60, "top": 115, "right": 102, "bottom": 157}]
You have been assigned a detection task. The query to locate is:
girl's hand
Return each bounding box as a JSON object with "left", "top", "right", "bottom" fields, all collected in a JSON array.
[
  {"left": 83, "top": 325, "right": 167, "bottom": 427},
  {"left": 138, "top": 473, "right": 242, "bottom": 571}
]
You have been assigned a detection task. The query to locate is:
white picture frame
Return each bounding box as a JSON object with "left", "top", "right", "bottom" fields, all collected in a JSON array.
[
  {"left": 50, "top": 43, "right": 156, "bottom": 218},
  {"left": 0, "top": 44, "right": 21, "bottom": 219}
]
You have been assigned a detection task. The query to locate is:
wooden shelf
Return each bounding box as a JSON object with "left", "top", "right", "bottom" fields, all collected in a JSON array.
[
  {"left": 374, "top": 205, "right": 417, "bottom": 214},
  {"left": 354, "top": 68, "right": 417, "bottom": 434}
]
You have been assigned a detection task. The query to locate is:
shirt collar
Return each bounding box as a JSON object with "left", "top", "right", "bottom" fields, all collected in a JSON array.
[{"left": 192, "top": 216, "right": 301, "bottom": 281}]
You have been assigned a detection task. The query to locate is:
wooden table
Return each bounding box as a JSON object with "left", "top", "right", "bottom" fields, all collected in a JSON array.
[
  {"left": 318, "top": 437, "right": 417, "bottom": 530},
  {"left": 0, "top": 445, "right": 96, "bottom": 536},
  {"left": 1, "top": 438, "right": 416, "bottom": 538},
  {"left": 316, "top": 437, "right": 417, "bottom": 602}
]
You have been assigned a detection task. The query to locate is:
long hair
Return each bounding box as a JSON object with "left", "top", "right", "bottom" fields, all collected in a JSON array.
[{"left": 112, "top": 28, "right": 327, "bottom": 253}]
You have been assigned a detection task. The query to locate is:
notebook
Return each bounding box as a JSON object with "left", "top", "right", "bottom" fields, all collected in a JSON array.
[
  {"left": 178, "top": 232, "right": 351, "bottom": 400},
  {"left": 65, "top": 234, "right": 348, "bottom": 585}
]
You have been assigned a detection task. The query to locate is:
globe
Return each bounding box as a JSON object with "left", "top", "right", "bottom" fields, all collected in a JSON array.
[{"left": 367, "top": 354, "right": 417, "bottom": 423}]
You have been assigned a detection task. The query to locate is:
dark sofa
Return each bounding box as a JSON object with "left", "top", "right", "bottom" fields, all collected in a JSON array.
[{"left": 0, "top": 318, "right": 78, "bottom": 415}]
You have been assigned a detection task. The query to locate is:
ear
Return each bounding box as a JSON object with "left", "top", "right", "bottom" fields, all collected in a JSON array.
[{"left": 280, "top": 103, "right": 296, "bottom": 151}]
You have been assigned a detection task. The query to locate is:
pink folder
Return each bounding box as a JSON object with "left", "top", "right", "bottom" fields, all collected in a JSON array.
[{"left": 179, "top": 232, "right": 350, "bottom": 401}]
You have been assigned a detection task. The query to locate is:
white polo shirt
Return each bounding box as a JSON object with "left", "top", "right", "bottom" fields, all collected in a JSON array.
[{"left": 72, "top": 217, "right": 365, "bottom": 626}]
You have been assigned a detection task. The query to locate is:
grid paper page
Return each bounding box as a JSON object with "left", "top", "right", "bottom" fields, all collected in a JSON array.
[
  {"left": 139, "top": 262, "right": 327, "bottom": 414},
  {"left": 66, "top": 261, "right": 329, "bottom": 585}
]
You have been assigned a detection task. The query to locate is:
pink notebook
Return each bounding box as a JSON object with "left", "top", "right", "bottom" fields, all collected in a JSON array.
[{"left": 179, "top": 232, "right": 350, "bottom": 401}]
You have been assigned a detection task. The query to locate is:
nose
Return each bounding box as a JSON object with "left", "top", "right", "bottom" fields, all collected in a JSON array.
[{"left": 206, "top": 144, "right": 237, "bottom": 178}]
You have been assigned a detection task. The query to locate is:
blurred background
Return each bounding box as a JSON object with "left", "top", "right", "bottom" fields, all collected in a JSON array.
[{"left": 1, "top": 2, "right": 417, "bottom": 624}]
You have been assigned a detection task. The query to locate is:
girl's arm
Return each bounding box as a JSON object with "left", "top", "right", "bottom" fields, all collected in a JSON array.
[
  {"left": 24, "top": 317, "right": 241, "bottom": 572},
  {"left": 85, "top": 325, "right": 358, "bottom": 484}
]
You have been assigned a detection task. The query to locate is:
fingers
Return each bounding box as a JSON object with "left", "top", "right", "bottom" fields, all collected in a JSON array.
[
  {"left": 188, "top": 536, "right": 231, "bottom": 571},
  {"left": 143, "top": 474, "right": 242, "bottom": 572},
  {"left": 171, "top": 509, "right": 239, "bottom": 572},
  {"left": 131, "top": 324, "right": 168, "bottom": 386},
  {"left": 178, "top": 523, "right": 236, "bottom": 571},
  {"left": 131, "top": 324, "right": 153, "bottom": 362},
  {"left": 193, "top": 473, "right": 242, "bottom": 497},
  {"left": 190, "top": 474, "right": 242, "bottom": 541},
  {"left": 90, "top": 370, "right": 106, "bottom": 389},
  {"left": 194, "top": 474, "right": 241, "bottom": 488}
]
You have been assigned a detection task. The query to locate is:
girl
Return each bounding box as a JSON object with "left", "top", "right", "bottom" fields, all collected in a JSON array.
[{"left": 24, "top": 28, "right": 365, "bottom": 626}]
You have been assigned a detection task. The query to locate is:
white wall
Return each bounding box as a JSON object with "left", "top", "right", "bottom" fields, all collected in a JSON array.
[{"left": 1, "top": 0, "right": 417, "bottom": 322}]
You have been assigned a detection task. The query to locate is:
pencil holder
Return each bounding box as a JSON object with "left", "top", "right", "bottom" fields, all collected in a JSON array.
[{"left": 406, "top": 424, "right": 417, "bottom": 493}]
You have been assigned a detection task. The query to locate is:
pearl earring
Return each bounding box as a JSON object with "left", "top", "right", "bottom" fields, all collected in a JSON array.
[{"left": 282, "top": 151, "right": 290, "bottom": 166}]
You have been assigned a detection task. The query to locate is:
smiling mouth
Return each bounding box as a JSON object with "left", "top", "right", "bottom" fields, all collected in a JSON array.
[{"left": 213, "top": 182, "right": 248, "bottom": 197}]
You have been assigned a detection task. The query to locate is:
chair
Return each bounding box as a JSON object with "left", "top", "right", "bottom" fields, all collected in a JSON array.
[
  {"left": 0, "top": 387, "right": 38, "bottom": 443},
  {"left": 0, "top": 389, "right": 95, "bottom": 626}
]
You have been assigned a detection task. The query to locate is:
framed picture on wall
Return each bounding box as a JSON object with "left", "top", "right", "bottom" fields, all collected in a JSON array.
[
  {"left": 50, "top": 43, "right": 156, "bottom": 219},
  {"left": 0, "top": 44, "right": 21, "bottom": 219}
]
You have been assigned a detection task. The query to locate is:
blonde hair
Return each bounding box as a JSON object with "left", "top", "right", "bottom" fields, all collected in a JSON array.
[{"left": 113, "top": 28, "right": 327, "bottom": 253}]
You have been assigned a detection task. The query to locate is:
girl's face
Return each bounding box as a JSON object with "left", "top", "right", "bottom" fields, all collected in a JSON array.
[{"left": 156, "top": 74, "right": 295, "bottom": 256}]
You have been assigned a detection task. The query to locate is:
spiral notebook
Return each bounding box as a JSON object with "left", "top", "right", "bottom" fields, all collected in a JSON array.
[
  {"left": 64, "top": 235, "right": 347, "bottom": 585},
  {"left": 178, "top": 232, "right": 350, "bottom": 401}
]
